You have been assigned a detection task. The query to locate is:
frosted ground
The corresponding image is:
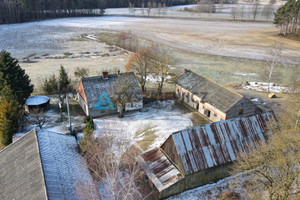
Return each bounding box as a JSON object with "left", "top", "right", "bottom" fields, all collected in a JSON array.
[
  {"left": 0, "top": 4, "right": 299, "bottom": 87},
  {"left": 93, "top": 100, "right": 194, "bottom": 151},
  {"left": 1, "top": 15, "right": 299, "bottom": 64}
]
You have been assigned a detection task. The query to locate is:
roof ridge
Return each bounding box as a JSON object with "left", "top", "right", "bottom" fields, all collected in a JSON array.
[
  {"left": 34, "top": 128, "right": 49, "bottom": 199},
  {"left": 38, "top": 129, "right": 75, "bottom": 138},
  {"left": 171, "top": 111, "right": 273, "bottom": 136},
  {"left": 81, "top": 72, "right": 133, "bottom": 81},
  {"left": 0, "top": 129, "right": 35, "bottom": 153},
  {"left": 188, "top": 70, "right": 243, "bottom": 98}
]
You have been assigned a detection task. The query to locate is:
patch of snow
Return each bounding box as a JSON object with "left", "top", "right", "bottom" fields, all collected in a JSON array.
[
  {"left": 146, "top": 74, "right": 172, "bottom": 84},
  {"left": 243, "top": 82, "right": 290, "bottom": 93},
  {"left": 26, "top": 95, "right": 50, "bottom": 106},
  {"left": 234, "top": 72, "right": 258, "bottom": 77},
  {"left": 94, "top": 100, "right": 192, "bottom": 150},
  {"left": 251, "top": 98, "right": 260, "bottom": 102},
  {"left": 167, "top": 172, "right": 248, "bottom": 200}
]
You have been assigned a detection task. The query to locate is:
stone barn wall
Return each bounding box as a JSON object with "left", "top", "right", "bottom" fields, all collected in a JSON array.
[
  {"left": 226, "top": 97, "right": 258, "bottom": 119},
  {"left": 176, "top": 84, "right": 226, "bottom": 122}
]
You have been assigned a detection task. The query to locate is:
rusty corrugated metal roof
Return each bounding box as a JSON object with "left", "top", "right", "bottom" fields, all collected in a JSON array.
[
  {"left": 140, "top": 148, "right": 182, "bottom": 191},
  {"left": 170, "top": 111, "right": 276, "bottom": 175}
]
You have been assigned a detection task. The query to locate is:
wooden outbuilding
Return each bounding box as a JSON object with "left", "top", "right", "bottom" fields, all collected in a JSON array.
[{"left": 138, "top": 111, "right": 276, "bottom": 199}]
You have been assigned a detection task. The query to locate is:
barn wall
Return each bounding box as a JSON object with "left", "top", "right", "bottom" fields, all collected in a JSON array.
[
  {"left": 159, "top": 178, "right": 186, "bottom": 199},
  {"left": 226, "top": 97, "right": 257, "bottom": 119},
  {"left": 161, "top": 137, "right": 184, "bottom": 173},
  {"left": 159, "top": 163, "right": 232, "bottom": 199},
  {"left": 175, "top": 85, "right": 226, "bottom": 122},
  {"left": 184, "top": 163, "right": 231, "bottom": 190}
]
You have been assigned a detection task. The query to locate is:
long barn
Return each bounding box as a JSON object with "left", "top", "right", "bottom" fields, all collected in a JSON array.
[
  {"left": 175, "top": 70, "right": 261, "bottom": 122},
  {"left": 138, "top": 111, "right": 276, "bottom": 199}
]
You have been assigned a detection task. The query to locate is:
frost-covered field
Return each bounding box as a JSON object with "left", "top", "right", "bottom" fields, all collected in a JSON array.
[
  {"left": 1, "top": 11, "right": 299, "bottom": 63},
  {"left": 1, "top": 10, "right": 299, "bottom": 88}
]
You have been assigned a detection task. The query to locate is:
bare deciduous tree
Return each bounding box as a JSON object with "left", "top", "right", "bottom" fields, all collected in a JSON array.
[
  {"left": 231, "top": 7, "right": 237, "bottom": 21},
  {"left": 163, "top": 3, "right": 167, "bottom": 16},
  {"left": 290, "top": 66, "right": 300, "bottom": 93},
  {"left": 233, "top": 130, "right": 300, "bottom": 200},
  {"left": 262, "top": 4, "right": 274, "bottom": 22},
  {"left": 74, "top": 67, "right": 89, "bottom": 79},
  {"left": 158, "top": 2, "right": 162, "bottom": 16},
  {"left": 264, "top": 41, "right": 282, "bottom": 92},
  {"left": 78, "top": 133, "right": 152, "bottom": 200},
  {"left": 125, "top": 49, "right": 154, "bottom": 92},
  {"left": 233, "top": 90, "right": 300, "bottom": 200},
  {"left": 128, "top": 2, "right": 135, "bottom": 15},
  {"left": 251, "top": 2, "right": 260, "bottom": 21},
  {"left": 238, "top": 6, "right": 245, "bottom": 20},
  {"left": 151, "top": 45, "right": 176, "bottom": 96},
  {"left": 141, "top": 2, "right": 145, "bottom": 16},
  {"left": 109, "top": 74, "right": 140, "bottom": 118},
  {"left": 147, "top": 2, "right": 152, "bottom": 17},
  {"left": 31, "top": 108, "right": 47, "bottom": 129},
  {"left": 116, "top": 31, "right": 139, "bottom": 52}
]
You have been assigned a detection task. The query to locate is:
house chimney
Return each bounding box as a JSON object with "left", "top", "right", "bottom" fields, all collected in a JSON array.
[
  {"left": 117, "top": 70, "right": 120, "bottom": 76},
  {"left": 103, "top": 72, "right": 109, "bottom": 79},
  {"left": 184, "top": 69, "right": 188, "bottom": 74}
]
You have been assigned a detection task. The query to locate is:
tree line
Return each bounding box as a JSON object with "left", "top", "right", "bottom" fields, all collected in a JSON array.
[
  {"left": 274, "top": 0, "right": 300, "bottom": 38},
  {"left": 0, "top": 0, "right": 105, "bottom": 24}
]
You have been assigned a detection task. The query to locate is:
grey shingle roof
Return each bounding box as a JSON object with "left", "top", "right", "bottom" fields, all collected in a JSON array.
[
  {"left": 37, "top": 130, "right": 93, "bottom": 200},
  {"left": 0, "top": 129, "right": 47, "bottom": 200},
  {"left": 176, "top": 70, "right": 243, "bottom": 113},
  {"left": 0, "top": 129, "right": 94, "bottom": 200},
  {"left": 81, "top": 72, "right": 143, "bottom": 108}
]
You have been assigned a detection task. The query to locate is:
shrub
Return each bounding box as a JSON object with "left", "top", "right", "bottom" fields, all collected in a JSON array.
[{"left": 217, "top": 190, "right": 241, "bottom": 200}]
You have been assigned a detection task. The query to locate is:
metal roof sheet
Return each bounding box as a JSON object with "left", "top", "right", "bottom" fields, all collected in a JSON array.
[
  {"left": 170, "top": 111, "right": 276, "bottom": 175},
  {"left": 140, "top": 148, "right": 182, "bottom": 192}
]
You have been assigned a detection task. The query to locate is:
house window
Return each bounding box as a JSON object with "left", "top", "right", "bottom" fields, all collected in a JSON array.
[{"left": 239, "top": 109, "right": 244, "bottom": 115}]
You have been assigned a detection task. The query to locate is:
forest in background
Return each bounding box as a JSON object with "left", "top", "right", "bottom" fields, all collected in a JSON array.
[
  {"left": 0, "top": 0, "right": 235, "bottom": 24},
  {"left": 0, "top": 0, "right": 105, "bottom": 24}
]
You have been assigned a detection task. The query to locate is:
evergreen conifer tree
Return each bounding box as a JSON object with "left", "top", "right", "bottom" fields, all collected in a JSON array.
[
  {"left": 58, "top": 65, "right": 71, "bottom": 96},
  {"left": 0, "top": 50, "right": 33, "bottom": 105}
]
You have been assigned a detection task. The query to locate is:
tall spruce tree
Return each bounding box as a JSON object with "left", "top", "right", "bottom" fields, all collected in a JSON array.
[
  {"left": 0, "top": 50, "right": 33, "bottom": 105},
  {"left": 58, "top": 65, "right": 71, "bottom": 96}
]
